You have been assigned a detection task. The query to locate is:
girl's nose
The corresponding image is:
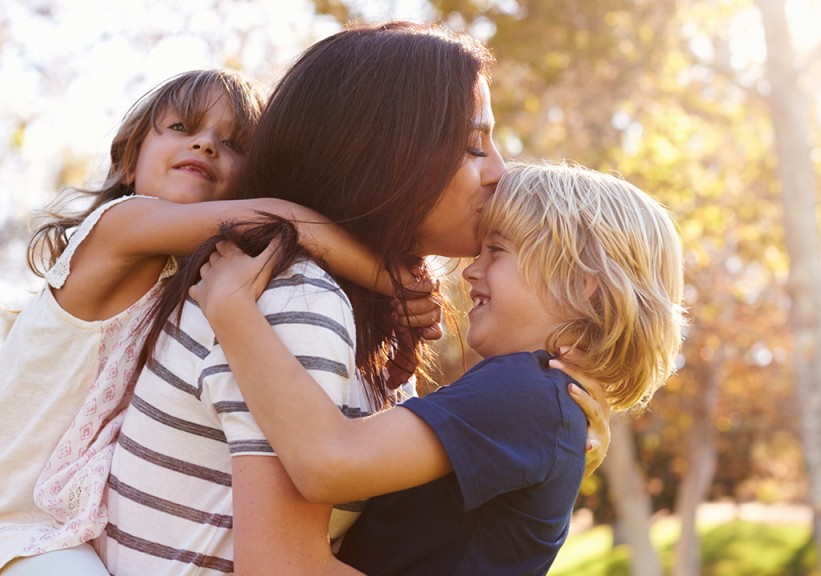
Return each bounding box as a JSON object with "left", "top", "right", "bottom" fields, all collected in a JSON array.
[{"left": 191, "top": 134, "right": 216, "bottom": 156}]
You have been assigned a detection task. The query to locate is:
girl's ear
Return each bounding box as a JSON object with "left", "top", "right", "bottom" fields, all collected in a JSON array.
[{"left": 584, "top": 274, "right": 599, "bottom": 300}]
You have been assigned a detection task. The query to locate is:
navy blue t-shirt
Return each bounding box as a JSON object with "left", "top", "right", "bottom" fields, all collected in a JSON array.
[{"left": 337, "top": 350, "right": 587, "bottom": 575}]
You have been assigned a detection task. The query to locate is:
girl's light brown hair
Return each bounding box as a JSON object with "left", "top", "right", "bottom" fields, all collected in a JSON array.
[
  {"left": 479, "top": 161, "right": 686, "bottom": 411},
  {"left": 27, "top": 69, "right": 265, "bottom": 276}
]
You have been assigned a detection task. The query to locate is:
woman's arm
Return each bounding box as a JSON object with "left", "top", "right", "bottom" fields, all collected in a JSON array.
[
  {"left": 232, "top": 455, "right": 363, "bottom": 575},
  {"left": 555, "top": 360, "right": 611, "bottom": 477},
  {"left": 191, "top": 241, "right": 452, "bottom": 504}
]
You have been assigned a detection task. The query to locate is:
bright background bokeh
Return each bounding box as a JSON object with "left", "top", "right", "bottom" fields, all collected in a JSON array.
[{"left": 2, "top": 1, "right": 821, "bottom": 574}]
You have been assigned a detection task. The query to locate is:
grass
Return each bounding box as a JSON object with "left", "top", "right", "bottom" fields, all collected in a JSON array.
[{"left": 550, "top": 519, "right": 818, "bottom": 575}]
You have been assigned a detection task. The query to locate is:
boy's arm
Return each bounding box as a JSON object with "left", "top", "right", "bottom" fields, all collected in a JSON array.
[
  {"left": 232, "top": 455, "right": 363, "bottom": 575},
  {"left": 191, "top": 241, "right": 452, "bottom": 504}
]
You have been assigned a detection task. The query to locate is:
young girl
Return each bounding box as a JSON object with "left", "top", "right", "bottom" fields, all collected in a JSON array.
[
  {"left": 191, "top": 160, "right": 686, "bottom": 574},
  {"left": 0, "top": 68, "right": 406, "bottom": 575}
]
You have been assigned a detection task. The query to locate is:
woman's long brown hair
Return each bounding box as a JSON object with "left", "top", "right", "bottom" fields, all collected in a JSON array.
[{"left": 139, "top": 215, "right": 307, "bottom": 375}]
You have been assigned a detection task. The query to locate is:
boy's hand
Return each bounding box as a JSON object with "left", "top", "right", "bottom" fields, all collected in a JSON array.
[
  {"left": 549, "top": 351, "right": 611, "bottom": 477},
  {"left": 190, "top": 239, "right": 279, "bottom": 323}
]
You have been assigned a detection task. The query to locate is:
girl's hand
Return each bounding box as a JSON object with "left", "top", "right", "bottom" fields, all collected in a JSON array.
[
  {"left": 385, "top": 325, "right": 418, "bottom": 390},
  {"left": 391, "top": 263, "right": 443, "bottom": 341},
  {"left": 384, "top": 265, "right": 441, "bottom": 389},
  {"left": 549, "top": 353, "right": 611, "bottom": 477},
  {"left": 390, "top": 281, "right": 443, "bottom": 342},
  {"left": 189, "top": 240, "right": 279, "bottom": 323}
]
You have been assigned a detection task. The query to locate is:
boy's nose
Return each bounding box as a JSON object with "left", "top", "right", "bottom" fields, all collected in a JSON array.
[{"left": 462, "top": 260, "right": 479, "bottom": 281}]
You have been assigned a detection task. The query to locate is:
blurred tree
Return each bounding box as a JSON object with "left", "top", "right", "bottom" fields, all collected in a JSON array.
[
  {"left": 756, "top": 0, "right": 821, "bottom": 566},
  {"left": 602, "top": 414, "right": 662, "bottom": 576}
]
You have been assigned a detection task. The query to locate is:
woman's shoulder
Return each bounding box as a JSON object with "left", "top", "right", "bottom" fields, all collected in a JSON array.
[{"left": 257, "top": 258, "right": 354, "bottom": 322}]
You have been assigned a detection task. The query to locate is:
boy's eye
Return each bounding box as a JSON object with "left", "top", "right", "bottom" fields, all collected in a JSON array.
[{"left": 169, "top": 122, "right": 186, "bottom": 132}]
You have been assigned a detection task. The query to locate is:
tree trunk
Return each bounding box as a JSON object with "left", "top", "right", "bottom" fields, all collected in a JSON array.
[
  {"left": 756, "top": 0, "right": 821, "bottom": 563},
  {"left": 602, "top": 414, "right": 662, "bottom": 576},
  {"left": 673, "top": 357, "right": 722, "bottom": 576}
]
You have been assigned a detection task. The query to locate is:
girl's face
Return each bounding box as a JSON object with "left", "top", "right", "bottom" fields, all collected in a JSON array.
[
  {"left": 129, "top": 89, "right": 243, "bottom": 204},
  {"left": 415, "top": 77, "right": 505, "bottom": 258}
]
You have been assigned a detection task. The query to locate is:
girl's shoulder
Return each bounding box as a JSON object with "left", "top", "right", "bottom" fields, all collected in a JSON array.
[{"left": 45, "top": 195, "right": 157, "bottom": 289}]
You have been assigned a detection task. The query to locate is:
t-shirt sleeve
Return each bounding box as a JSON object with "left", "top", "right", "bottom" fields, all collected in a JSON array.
[
  {"left": 199, "top": 261, "right": 357, "bottom": 456},
  {"left": 401, "top": 354, "right": 585, "bottom": 511}
]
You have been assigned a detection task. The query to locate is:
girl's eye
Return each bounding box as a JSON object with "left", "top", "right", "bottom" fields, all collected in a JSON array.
[
  {"left": 486, "top": 243, "right": 504, "bottom": 253},
  {"left": 169, "top": 122, "right": 186, "bottom": 132},
  {"left": 468, "top": 148, "right": 488, "bottom": 158},
  {"left": 223, "top": 139, "right": 244, "bottom": 153}
]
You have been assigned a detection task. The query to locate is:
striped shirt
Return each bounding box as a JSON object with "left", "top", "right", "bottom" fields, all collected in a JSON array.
[{"left": 96, "top": 259, "right": 368, "bottom": 575}]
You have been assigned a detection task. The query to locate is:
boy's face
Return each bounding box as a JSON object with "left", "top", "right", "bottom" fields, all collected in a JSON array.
[
  {"left": 129, "top": 90, "right": 243, "bottom": 204},
  {"left": 462, "top": 231, "right": 559, "bottom": 358}
]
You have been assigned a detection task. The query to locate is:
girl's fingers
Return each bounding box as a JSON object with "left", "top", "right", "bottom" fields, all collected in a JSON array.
[
  {"left": 419, "top": 324, "right": 443, "bottom": 341},
  {"left": 199, "top": 261, "right": 211, "bottom": 279},
  {"left": 392, "top": 308, "right": 441, "bottom": 329}
]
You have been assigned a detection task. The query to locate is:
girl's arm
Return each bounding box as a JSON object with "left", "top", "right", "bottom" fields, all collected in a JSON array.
[
  {"left": 56, "top": 196, "right": 394, "bottom": 321},
  {"left": 191, "top": 241, "right": 452, "bottom": 504},
  {"left": 232, "top": 455, "right": 363, "bottom": 575},
  {"left": 97, "top": 196, "right": 394, "bottom": 294}
]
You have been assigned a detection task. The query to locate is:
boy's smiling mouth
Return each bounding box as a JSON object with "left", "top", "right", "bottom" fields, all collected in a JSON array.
[{"left": 469, "top": 291, "right": 489, "bottom": 310}]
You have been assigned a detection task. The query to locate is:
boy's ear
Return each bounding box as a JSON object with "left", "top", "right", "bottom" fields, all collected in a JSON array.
[{"left": 584, "top": 274, "right": 599, "bottom": 300}]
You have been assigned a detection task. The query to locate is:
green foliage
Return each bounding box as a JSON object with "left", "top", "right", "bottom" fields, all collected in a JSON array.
[{"left": 551, "top": 519, "right": 817, "bottom": 576}]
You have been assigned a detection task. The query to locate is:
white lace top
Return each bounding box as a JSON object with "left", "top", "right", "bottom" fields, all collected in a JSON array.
[{"left": 0, "top": 195, "right": 175, "bottom": 567}]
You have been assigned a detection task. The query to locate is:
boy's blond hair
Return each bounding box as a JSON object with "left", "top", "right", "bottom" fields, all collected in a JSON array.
[{"left": 478, "top": 161, "right": 685, "bottom": 411}]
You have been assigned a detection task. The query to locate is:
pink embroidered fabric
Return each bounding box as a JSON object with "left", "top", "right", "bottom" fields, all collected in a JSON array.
[
  {"left": 17, "top": 195, "right": 176, "bottom": 554},
  {"left": 24, "top": 292, "right": 158, "bottom": 553}
]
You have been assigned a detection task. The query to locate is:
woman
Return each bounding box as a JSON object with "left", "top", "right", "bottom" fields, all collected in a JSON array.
[{"left": 96, "top": 22, "right": 609, "bottom": 575}]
